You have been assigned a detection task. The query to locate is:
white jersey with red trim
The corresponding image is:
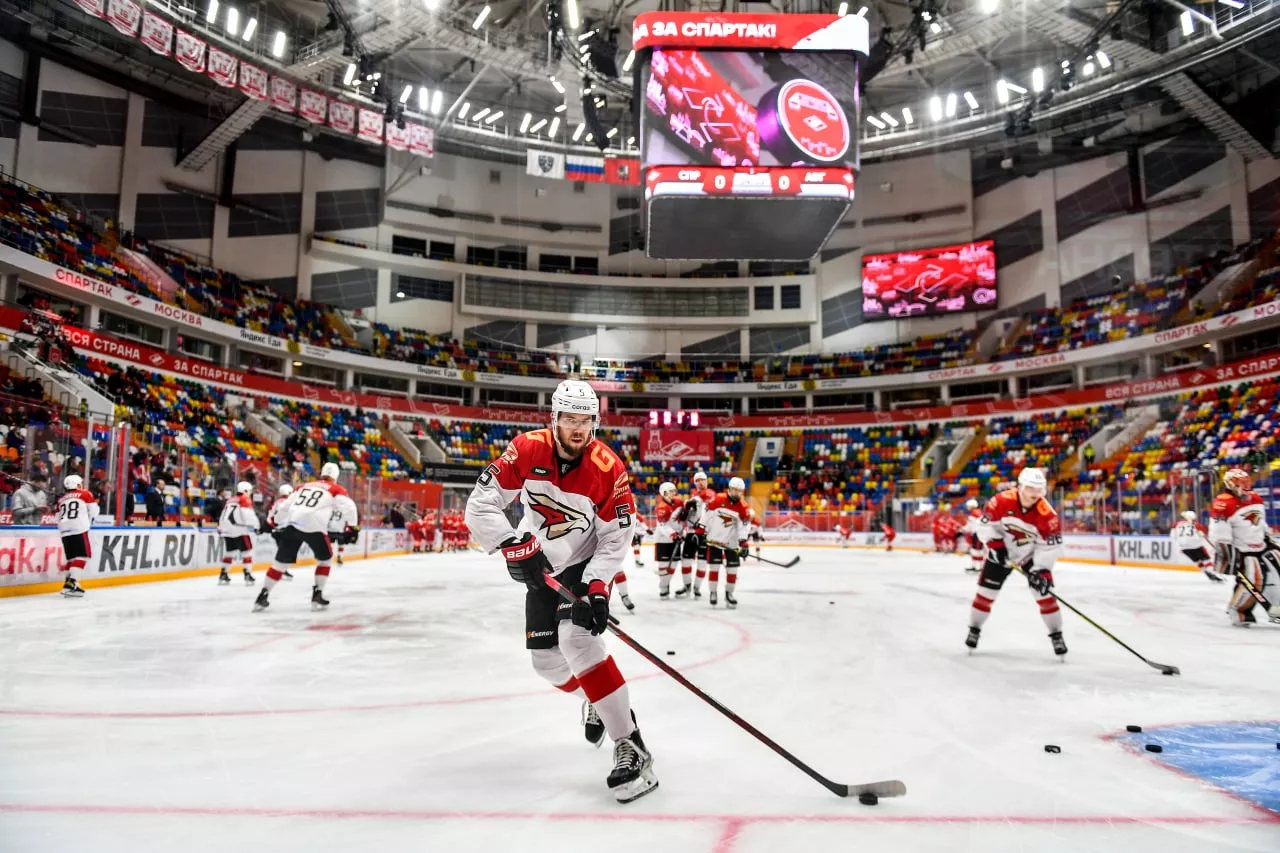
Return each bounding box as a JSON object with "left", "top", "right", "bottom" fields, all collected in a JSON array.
[
  {"left": 327, "top": 494, "right": 360, "bottom": 534},
  {"left": 56, "top": 489, "right": 98, "bottom": 536},
  {"left": 653, "top": 497, "right": 685, "bottom": 541},
  {"left": 1208, "top": 492, "right": 1268, "bottom": 553},
  {"left": 1171, "top": 519, "right": 1211, "bottom": 552},
  {"left": 704, "top": 492, "right": 750, "bottom": 548},
  {"left": 218, "top": 494, "right": 259, "bottom": 537},
  {"left": 684, "top": 487, "right": 717, "bottom": 528},
  {"left": 285, "top": 480, "right": 356, "bottom": 534},
  {"left": 267, "top": 497, "right": 290, "bottom": 528},
  {"left": 963, "top": 508, "right": 982, "bottom": 535},
  {"left": 465, "top": 428, "right": 636, "bottom": 586},
  {"left": 977, "top": 489, "right": 1063, "bottom": 572}
]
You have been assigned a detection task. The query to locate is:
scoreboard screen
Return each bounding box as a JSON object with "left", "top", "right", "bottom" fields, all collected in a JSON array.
[{"left": 648, "top": 410, "right": 701, "bottom": 428}]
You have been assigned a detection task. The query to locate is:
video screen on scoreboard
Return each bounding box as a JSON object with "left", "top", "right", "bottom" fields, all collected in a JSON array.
[
  {"left": 861, "top": 240, "right": 997, "bottom": 320},
  {"left": 639, "top": 49, "right": 860, "bottom": 169}
]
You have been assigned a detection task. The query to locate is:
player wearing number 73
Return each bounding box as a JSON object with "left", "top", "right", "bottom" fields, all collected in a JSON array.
[{"left": 466, "top": 380, "right": 659, "bottom": 804}]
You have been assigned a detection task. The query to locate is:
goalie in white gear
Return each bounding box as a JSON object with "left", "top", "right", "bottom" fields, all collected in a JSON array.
[
  {"left": 1172, "top": 510, "right": 1222, "bottom": 582},
  {"left": 255, "top": 462, "right": 358, "bottom": 611},
  {"left": 217, "top": 481, "right": 260, "bottom": 586}
]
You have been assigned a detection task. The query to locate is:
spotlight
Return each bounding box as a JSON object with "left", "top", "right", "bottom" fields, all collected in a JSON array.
[
  {"left": 567, "top": 0, "right": 580, "bottom": 29},
  {"left": 996, "top": 80, "right": 1009, "bottom": 104},
  {"left": 1096, "top": 50, "right": 1111, "bottom": 69},
  {"left": 880, "top": 111, "right": 898, "bottom": 127},
  {"left": 867, "top": 115, "right": 886, "bottom": 130},
  {"left": 430, "top": 90, "right": 443, "bottom": 114},
  {"left": 929, "top": 95, "right": 942, "bottom": 121},
  {"left": 400, "top": 85, "right": 412, "bottom": 104},
  {"left": 555, "top": 104, "right": 567, "bottom": 112},
  {"left": 226, "top": 7, "right": 240, "bottom": 37},
  {"left": 485, "top": 110, "right": 503, "bottom": 125},
  {"left": 458, "top": 102, "right": 470, "bottom": 119},
  {"left": 963, "top": 91, "right": 978, "bottom": 110},
  {"left": 1083, "top": 61, "right": 1096, "bottom": 76},
  {"left": 902, "top": 107, "right": 913, "bottom": 125},
  {"left": 550, "top": 77, "right": 566, "bottom": 94},
  {"left": 343, "top": 64, "right": 356, "bottom": 86},
  {"left": 837, "top": 1, "right": 849, "bottom": 13},
  {"left": 980, "top": 0, "right": 999, "bottom": 12},
  {"left": 472, "top": 4, "right": 491, "bottom": 29},
  {"left": 271, "top": 31, "right": 286, "bottom": 58},
  {"left": 857, "top": 5, "right": 868, "bottom": 15},
  {"left": 1031, "top": 67, "right": 1045, "bottom": 92},
  {"left": 418, "top": 87, "right": 430, "bottom": 112},
  {"left": 606, "top": 127, "right": 618, "bottom": 138},
  {"left": 929, "top": 22, "right": 941, "bottom": 34},
  {"left": 396, "top": 291, "right": 405, "bottom": 298},
  {"left": 472, "top": 107, "right": 491, "bottom": 122},
  {"left": 945, "top": 93, "right": 957, "bottom": 117},
  {"left": 241, "top": 17, "right": 256, "bottom": 41},
  {"left": 622, "top": 50, "right": 635, "bottom": 73},
  {"left": 572, "top": 123, "right": 585, "bottom": 141},
  {"left": 1180, "top": 10, "right": 1194, "bottom": 35},
  {"left": 530, "top": 118, "right": 547, "bottom": 133},
  {"left": 549, "top": 116, "right": 560, "bottom": 136},
  {"left": 205, "top": 0, "right": 218, "bottom": 24},
  {"left": 520, "top": 112, "right": 532, "bottom": 132}
]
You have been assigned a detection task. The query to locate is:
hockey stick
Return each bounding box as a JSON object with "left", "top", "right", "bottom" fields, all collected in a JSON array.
[
  {"left": 748, "top": 551, "right": 800, "bottom": 569},
  {"left": 544, "top": 574, "right": 906, "bottom": 801},
  {"left": 1011, "top": 565, "right": 1180, "bottom": 676},
  {"left": 1233, "top": 569, "right": 1274, "bottom": 612}
]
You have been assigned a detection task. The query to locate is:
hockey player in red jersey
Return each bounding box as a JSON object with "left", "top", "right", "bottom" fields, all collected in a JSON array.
[
  {"left": 465, "top": 379, "right": 658, "bottom": 803},
  {"left": 56, "top": 474, "right": 98, "bottom": 597},
  {"left": 932, "top": 508, "right": 953, "bottom": 553},
  {"left": 836, "top": 515, "right": 853, "bottom": 549},
  {"left": 654, "top": 482, "right": 685, "bottom": 599},
  {"left": 962, "top": 498, "right": 983, "bottom": 572},
  {"left": 254, "top": 462, "right": 358, "bottom": 612},
  {"left": 218, "top": 482, "right": 259, "bottom": 586},
  {"left": 1208, "top": 468, "right": 1279, "bottom": 626},
  {"left": 1172, "top": 510, "right": 1222, "bottom": 582},
  {"left": 882, "top": 521, "right": 896, "bottom": 551},
  {"left": 966, "top": 468, "right": 1068, "bottom": 658},
  {"left": 408, "top": 516, "right": 429, "bottom": 553},
  {"left": 677, "top": 471, "right": 718, "bottom": 599},
  {"left": 703, "top": 477, "right": 751, "bottom": 608}
]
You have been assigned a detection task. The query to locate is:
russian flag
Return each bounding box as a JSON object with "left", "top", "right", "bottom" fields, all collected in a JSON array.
[{"left": 565, "top": 154, "right": 605, "bottom": 182}]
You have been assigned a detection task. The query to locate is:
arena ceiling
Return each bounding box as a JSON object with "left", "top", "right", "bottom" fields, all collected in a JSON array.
[{"left": 6, "top": 0, "right": 1279, "bottom": 167}]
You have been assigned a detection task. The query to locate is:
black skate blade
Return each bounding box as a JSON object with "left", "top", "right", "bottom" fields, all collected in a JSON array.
[{"left": 841, "top": 780, "right": 906, "bottom": 799}]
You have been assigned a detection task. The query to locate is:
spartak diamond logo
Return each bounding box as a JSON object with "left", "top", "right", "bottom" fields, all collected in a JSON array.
[
  {"left": 1189, "top": 371, "right": 1206, "bottom": 385},
  {"left": 1220, "top": 315, "right": 1238, "bottom": 328},
  {"left": 526, "top": 491, "right": 591, "bottom": 540},
  {"left": 149, "top": 353, "right": 164, "bottom": 365},
  {"left": 125, "top": 294, "right": 142, "bottom": 306}
]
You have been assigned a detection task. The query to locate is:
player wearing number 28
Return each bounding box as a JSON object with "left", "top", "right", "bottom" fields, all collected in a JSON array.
[{"left": 466, "top": 379, "right": 659, "bottom": 804}]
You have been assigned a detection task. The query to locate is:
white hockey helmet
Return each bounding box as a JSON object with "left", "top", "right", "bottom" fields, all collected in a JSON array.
[
  {"left": 659, "top": 482, "right": 677, "bottom": 499},
  {"left": 1017, "top": 467, "right": 1047, "bottom": 503},
  {"left": 693, "top": 470, "right": 708, "bottom": 485},
  {"left": 1223, "top": 467, "right": 1251, "bottom": 496},
  {"left": 550, "top": 379, "right": 599, "bottom": 429},
  {"left": 64, "top": 474, "right": 82, "bottom": 490},
  {"left": 966, "top": 498, "right": 978, "bottom": 510},
  {"left": 279, "top": 483, "right": 294, "bottom": 497},
  {"left": 1181, "top": 510, "right": 1197, "bottom": 523},
  {"left": 321, "top": 462, "right": 341, "bottom": 480},
  {"left": 728, "top": 476, "right": 745, "bottom": 496},
  {"left": 236, "top": 481, "right": 253, "bottom": 495}
]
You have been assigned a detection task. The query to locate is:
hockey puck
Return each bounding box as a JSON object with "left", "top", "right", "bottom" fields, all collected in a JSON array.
[
  {"left": 1126, "top": 725, "right": 1143, "bottom": 733},
  {"left": 666, "top": 651, "right": 675, "bottom": 656},
  {"left": 829, "top": 601, "right": 835, "bottom": 605},
  {"left": 858, "top": 793, "right": 878, "bottom": 806},
  {"left": 1044, "top": 745, "right": 1061, "bottom": 754},
  {"left": 1145, "top": 744, "right": 1163, "bottom": 753}
]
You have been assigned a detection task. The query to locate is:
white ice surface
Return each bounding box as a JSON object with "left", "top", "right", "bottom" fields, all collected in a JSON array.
[{"left": 1, "top": 548, "right": 1278, "bottom": 853}]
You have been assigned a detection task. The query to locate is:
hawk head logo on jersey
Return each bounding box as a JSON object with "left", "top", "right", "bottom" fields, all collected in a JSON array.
[{"left": 526, "top": 491, "right": 591, "bottom": 540}]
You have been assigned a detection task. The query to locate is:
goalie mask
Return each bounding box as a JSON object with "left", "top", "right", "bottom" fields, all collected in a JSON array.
[{"left": 1223, "top": 468, "right": 1251, "bottom": 497}]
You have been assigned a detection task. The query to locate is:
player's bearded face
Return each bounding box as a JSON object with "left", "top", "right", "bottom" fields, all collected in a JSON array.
[{"left": 554, "top": 413, "right": 594, "bottom": 458}]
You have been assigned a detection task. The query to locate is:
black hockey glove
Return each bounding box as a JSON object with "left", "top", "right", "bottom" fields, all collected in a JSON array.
[
  {"left": 500, "top": 532, "right": 552, "bottom": 590},
  {"left": 738, "top": 542, "right": 750, "bottom": 560},
  {"left": 343, "top": 525, "right": 360, "bottom": 545},
  {"left": 571, "top": 580, "right": 611, "bottom": 635},
  {"left": 1026, "top": 567, "right": 1054, "bottom": 597},
  {"left": 983, "top": 543, "right": 1008, "bottom": 573}
]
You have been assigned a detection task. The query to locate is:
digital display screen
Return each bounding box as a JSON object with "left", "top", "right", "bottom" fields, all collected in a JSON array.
[
  {"left": 861, "top": 240, "right": 998, "bottom": 320},
  {"left": 640, "top": 48, "right": 859, "bottom": 169}
]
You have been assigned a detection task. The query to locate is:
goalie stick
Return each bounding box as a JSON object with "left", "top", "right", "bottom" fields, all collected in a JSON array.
[{"left": 544, "top": 574, "right": 905, "bottom": 800}]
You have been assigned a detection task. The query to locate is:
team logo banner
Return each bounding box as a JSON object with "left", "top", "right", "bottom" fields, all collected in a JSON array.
[
  {"left": 298, "top": 89, "right": 327, "bottom": 124},
  {"left": 328, "top": 101, "right": 356, "bottom": 135},
  {"left": 408, "top": 122, "right": 435, "bottom": 157},
  {"left": 207, "top": 47, "right": 238, "bottom": 88},
  {"left": 527, "top": 149, "right": 565, "bottom": 179},
  {"left": 269, "top": 77, "right": 296, "bottom": 114},
  {"left": 639, "top": 429, "right": 715, "bottom": 462},
  {"left": 139, "top": 10, "right": 173, "bottom": 56},
  {"left": 74, "top": 0, "right": 105, "bottom": 18},
  {"left": 239, "top": 63, "right": 268, "bottom": 101},
  {"left": 105, "top": 0, "right": 142, "bottom": 36},
  {"left": 605, "top": 158, "right": 641, "bottom": 185},
  {"left": 357, "top": 108, "right": 384, "bottom": 144},
  {"left": 385, "top": 121, "right": 410, "bottom": 151},
  {"left": 174, "top": 30, "right": 207, "bottom": 73}
]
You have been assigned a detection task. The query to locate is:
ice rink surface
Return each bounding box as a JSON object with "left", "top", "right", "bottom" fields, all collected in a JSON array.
[{"left": 1, "top": 547, "right": 1277, "bottom": 853}]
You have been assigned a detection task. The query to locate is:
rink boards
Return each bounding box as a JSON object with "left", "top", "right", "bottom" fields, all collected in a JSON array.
[{"left": 0, "top": 526, "right": 412, "bottom": 597}]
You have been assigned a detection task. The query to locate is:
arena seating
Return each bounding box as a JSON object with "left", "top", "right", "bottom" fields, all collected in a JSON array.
[
  {"left": 374, "top": 325, "right": 564, "bottom": 378},
  {"left": 771, "top": 426, "right": 930, "bottom": 512},
  {"left": 937, "top": 407, "right": 1120, "bottom": 498},
  {"left": 996, "top": 274, "right": 1199, "bottom": 360},
  {"left": 270, "top": 400, "right": 407, "bottom": 478},
  {"left": 1217, "top": 266, "right": 1280, "bottom": 314}
]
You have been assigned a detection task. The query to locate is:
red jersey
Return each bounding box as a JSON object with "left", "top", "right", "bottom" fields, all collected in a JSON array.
[
  {"left": 704, "top": 492, "right": 750, "bottom": 547},
  {"left": 977, "top": 489, "right": 1062, "bottom": 571},
  {"left": 1208, "top": 491, "right": 1267, "bottom": 552},
  {"left": 465, "top": 428, "right": 636, "bottom": 585}
]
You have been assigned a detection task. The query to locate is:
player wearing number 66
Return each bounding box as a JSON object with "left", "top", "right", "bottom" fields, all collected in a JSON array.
[{"left": 466, "top": 379, "right": 659, "bottom": 804}]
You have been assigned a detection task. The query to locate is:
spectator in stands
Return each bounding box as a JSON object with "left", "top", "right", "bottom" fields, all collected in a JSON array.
[
  {"left": 11, "top": 473, "right": 49, "bottom": 525},
  {"left": 1083, "top": 445, "right": 1095, "bottom": 467},
  {"left": 146, "top": 479, "right": 167, "bottom": 526},
  {"left": 382, "top": 502, "right": 406, "bottom": 529}
]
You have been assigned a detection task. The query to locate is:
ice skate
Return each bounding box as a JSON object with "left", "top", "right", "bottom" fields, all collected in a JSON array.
[
  {"left": 658, "top": 590, "right": 670, "bottom": 601},
  {"left": 965, "top": 625, "right": 981, "bottom": 650},
  {"left": 218, "top": 569, "right": 231, "bottom": 585},
  {"left": 673, "top": 583, "right": 692, "bottom": 598},
  {"left": 708, "top": 590, "right": 717, "bottom": 607},
  {"left": 252, "top": 589, "right": 270, "bottom": 612},
  {"left": 582, "top": 701, "right": 605, "bottom": 748},
  {"left": 724, "top": 592, "right": 737, "bottom": 609},
  {"left": 60, "top": 579, "right": 85, "bottom": 598},
  {"left": 621, "top": 594, "right": 635, "bottom": 612},
  {"left": 282, "top": 569, "right": 294, "bottom": 582},
  {"left": 311, "top": 586, "right": 330, "bottom": 610},
  {"left": 607, "top": 722, "right": 658, "bottom": 804},
  {"left": 1049, "top": 631, "right": 1068, "bottom": 658},
  {"left": 243, "top": 569, "right": 256, "bottom": 585}
]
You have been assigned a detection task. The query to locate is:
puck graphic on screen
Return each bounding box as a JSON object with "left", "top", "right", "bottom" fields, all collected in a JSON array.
[{"left": 757, "top": 79, "right": 850, "bottom": 165}]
